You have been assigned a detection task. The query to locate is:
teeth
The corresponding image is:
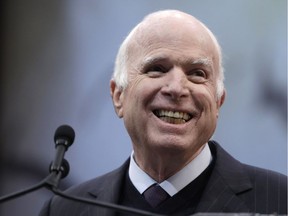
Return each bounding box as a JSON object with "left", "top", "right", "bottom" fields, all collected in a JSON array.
[
  {"left": 159, "top": 117, "right": 186, "bottom": 124},
  {"left": 155, "top": 110, "right": 192, "bottom": 124},
  {"left": 157, "top": 110, "right": 191, "bottom": 120}
]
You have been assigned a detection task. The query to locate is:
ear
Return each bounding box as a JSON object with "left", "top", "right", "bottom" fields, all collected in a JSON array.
[
  {"left": 216, "top": 89, "right": 226, "bottom": 118},
  {"left": 110, "top": 80, "right": 124, "bottom": 118},
  {"left": 217, "top": 89, "right": 226, "bottom": 108}
]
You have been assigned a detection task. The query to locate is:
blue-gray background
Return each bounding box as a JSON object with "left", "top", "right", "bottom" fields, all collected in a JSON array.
[{"left": 1, "top": 0, "right": 286, "bottom": 215}]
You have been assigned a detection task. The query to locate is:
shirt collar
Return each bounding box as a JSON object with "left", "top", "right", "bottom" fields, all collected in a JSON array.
[{"left": 128, "top": 143, "right": 212, "bottom": 197}]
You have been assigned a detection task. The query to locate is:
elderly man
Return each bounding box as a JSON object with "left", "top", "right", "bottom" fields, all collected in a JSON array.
[{"left": 40, "top": 10, "right": 287, "bottom": 215}]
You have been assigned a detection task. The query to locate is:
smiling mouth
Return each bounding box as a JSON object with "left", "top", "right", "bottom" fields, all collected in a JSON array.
[{"left": 153, "top": 110, "right": 192, "bottom": 124}]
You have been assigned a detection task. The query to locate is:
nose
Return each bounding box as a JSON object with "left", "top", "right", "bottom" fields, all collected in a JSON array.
[{"left": 161, "top": 68, "right": 189, "bottom": 101}]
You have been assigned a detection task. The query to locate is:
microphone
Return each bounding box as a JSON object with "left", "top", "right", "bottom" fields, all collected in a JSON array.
[
  {"left": 49, "top": 125, "right": 75, "bottom": 178},
  {"left": 0, "top": 125, "right": 74, "bottom": 203}
]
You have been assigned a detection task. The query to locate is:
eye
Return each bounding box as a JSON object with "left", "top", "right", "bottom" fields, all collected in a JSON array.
[
  {"left": 144, "top": 64, "right": 168, "bottom": 77},
  {"left": 147, "top": 65, "right": 167, "bottom": 73},
  {"left": 188, "top": 69, "right": 207, "bottom": 83},
  {"left": 191, "top": 69, "right": 206, "bottom": 77}
]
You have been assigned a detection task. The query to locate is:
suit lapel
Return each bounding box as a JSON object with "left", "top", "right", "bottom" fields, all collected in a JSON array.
[
  {"left": 80, "top": 159, "right": 130, "bottom": 216},
  {"left": 196, "top": 141, "right": 252, "bottom": 212}
]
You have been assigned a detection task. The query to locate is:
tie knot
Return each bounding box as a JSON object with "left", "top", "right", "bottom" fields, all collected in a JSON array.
[{"left": 143, "top": 184, "right": 170, "bottom": 208}]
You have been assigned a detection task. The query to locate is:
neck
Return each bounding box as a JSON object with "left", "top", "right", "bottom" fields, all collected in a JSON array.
[{"left": 133, "top": 145, "right": 205, "bottom": 182}]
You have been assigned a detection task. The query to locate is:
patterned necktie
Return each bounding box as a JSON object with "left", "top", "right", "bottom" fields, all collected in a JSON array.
[{"left": 143, "top": 183, "right": 170, "bottom": 208}]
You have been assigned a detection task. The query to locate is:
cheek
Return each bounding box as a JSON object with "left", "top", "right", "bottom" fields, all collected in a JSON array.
[
  {"left": 192, "top": 87, "right": 219, "bottom": 116},
  {"left": 193, "top": 90, "right": 219, "bottom": 140},
  {"left": 121, "top": 80, "right": 148, "bottom": 121},
  {"left": 128, "top": 77, "right": 162, "bottom": 104}
]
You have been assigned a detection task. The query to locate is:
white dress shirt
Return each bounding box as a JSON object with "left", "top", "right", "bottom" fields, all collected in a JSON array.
[{"left": 128, "top": 143, "right": 212, "bottom": 197}]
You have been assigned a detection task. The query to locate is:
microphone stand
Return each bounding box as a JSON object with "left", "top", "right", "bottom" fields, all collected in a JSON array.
[
  {"left": 0, "top": 125, "right": 164, "bottom": 215},
  {"left": 0, "top": 171, "right": 62, "bottom": 203},
  {"left": 0, "top": 163, "right": 164, "bottom": 216}
]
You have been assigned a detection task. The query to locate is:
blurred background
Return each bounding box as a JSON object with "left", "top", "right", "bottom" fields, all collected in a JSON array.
[{"left": 0, "top": 0, "right": 287, "bottom": 215}]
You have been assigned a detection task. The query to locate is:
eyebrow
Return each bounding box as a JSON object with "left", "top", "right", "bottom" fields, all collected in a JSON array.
[
  {"left": 141, "top": 56, "right": 213, "bottom": 69},
  {"left": 190, "top": 57, "right": 212, "bottom": 68},
  {"left": 142, "top": 56, "right": 167, "bottom": 66}
]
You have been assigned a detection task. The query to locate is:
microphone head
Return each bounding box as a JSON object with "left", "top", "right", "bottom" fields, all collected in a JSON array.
[{"left": 54, "top": 125, "right": 75, "bottom": 147}]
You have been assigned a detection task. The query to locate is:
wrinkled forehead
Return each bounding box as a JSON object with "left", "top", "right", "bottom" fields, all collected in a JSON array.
[{"left": 125, "top": 12, "right": 220, "bottom": 72}]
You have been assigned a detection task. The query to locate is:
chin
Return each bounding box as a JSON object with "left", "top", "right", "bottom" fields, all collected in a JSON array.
[
  {"left": 145, "top": 129, "right": 209, "bottom": 152},
  {"left": 151, "top": 138, "right": 198, "bottom": 153}
]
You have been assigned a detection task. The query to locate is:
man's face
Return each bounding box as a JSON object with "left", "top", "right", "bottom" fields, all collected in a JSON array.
[{"left": 111, "top": 16, "right": 225, "bottom": 162}]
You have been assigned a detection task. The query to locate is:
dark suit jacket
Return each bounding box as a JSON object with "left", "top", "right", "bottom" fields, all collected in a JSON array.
[{"left": 39, "top": 141, "right": 287, "bottom": 215}]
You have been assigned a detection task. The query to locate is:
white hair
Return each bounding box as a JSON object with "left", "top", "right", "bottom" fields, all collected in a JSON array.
[{"left": 112, "top": 10, "right": 225, "bottom": 99}]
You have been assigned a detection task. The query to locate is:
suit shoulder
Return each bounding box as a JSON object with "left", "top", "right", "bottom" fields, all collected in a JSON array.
[
  {"left": 242, "top": 163, "right": 287, "bottom": 187},
  {"left": 209, "top": 141, "right": 287, "bottom": 214},
  {"left": 210, "top": 140, "right": 287, "bottom": 186},
  {"left": 64, "top": 158, "right": 130, "bottom": 196},
  {"left": 240, "top": 164, "right": 287, "bottom": 213}
]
